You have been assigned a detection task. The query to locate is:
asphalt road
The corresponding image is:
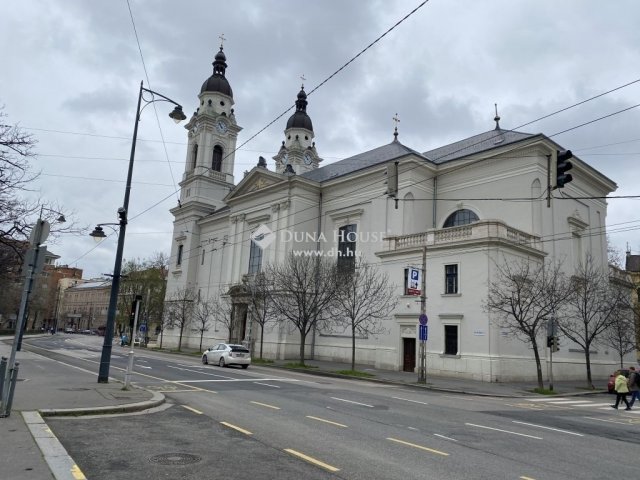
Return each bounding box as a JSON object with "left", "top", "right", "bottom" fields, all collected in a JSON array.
[{"left": 26, "top": 335, "right": 640, "bottom": 480}]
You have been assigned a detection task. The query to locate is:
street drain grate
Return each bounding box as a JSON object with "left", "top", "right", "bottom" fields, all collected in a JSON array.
[{"left": 149, "top": 453, "right": 202, "bottom": 466}]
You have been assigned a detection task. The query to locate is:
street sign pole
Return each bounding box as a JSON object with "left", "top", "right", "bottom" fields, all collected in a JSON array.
[
  {"left": 1, "top": 219, "right": 49, "bottom": 417},
  {"left": 418, "top": 246, "right": 427, "bottom": 384},
  {"left": 124, "top": 295, "right": 142, "bottom": 389}
]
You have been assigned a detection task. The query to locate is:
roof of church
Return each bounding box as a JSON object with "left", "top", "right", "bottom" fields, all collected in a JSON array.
[
  {"left": 301, "top": 141, "right": 429, "bottom": 183},
  {"left": 201, "top": 47, "right": 233, "bottom": 97},
  {"left": 286, "top": 87, "right": 313, "bottom": 131},
  {"left": 423, "top": 128, "right": 535, "bottom": 163}
]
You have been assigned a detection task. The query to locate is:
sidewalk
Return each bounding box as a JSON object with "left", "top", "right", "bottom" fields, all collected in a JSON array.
[
  {"left": 0, "top": 336, "right": 607, "bottom": 480},
  {"left": 0, "top": 337, "right": 163, "bottom": 480}
]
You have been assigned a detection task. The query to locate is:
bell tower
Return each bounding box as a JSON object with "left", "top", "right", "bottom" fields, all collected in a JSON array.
[
  {"left": 273, "top": 83, "right": 322, "bottom": 175},
  {"left": 178, "top": 42, "right": 241, "bottom": 212},
  {"left": 168, "top": 41, "right": 241, "bottom": 289}
]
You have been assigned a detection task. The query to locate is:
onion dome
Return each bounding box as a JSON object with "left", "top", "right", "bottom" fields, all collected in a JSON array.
[
  {"left": 285, "top": 87, "right": 313, "bottom": 131},
  {"left": 200, "top": 47, "right": 233, "bottom": 97}
]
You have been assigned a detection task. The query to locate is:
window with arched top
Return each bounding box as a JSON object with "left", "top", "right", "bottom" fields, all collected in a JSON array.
[
  {"left": 191, "top": 144, "right": 198, "bottom": 170},
  {"left": 212, "top": 145, "right": 223, "bottom": 172},
  {"left": 443, "top": 209, "right": 479, "bottom": 228}
]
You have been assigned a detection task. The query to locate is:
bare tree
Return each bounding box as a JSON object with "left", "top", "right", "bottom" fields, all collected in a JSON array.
[
  {"left": 164, "top": 287, "right": 196, "bottom": 351},
  {"left": 331, "top": 258, "right": 396, "bottom": 371},
  {"left": 485, "top": 257, "right": 568, "bottom": 389},
  {"left": 558, "top": 254, "right": 626, "bottom": 387},
  {"left": 245, "top": 273, "right": 275, "bottom": 359},
  {"left": 193, "top": 296, "right": 215, "bottom": 352},
  {"left": 210, "top": 294, "right": 233, "bottom": 342},
  {"left": 599, "top": 273, "right": 636, "bottom": 368},
  {"left": 1, "top": 108, "right": 77, "bottom": 254},
  {"left": 266, "top": 254, "right": 339, "bottom": 366}
]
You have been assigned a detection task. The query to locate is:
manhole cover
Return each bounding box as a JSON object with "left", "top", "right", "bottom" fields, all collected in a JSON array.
[{"left": 149, "top": 453, "right": 202, "bottom": 466}]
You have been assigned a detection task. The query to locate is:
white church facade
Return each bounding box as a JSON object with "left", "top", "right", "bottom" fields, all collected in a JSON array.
[{"left": 163, "top": 46, "right": 624, "bottom": 382}]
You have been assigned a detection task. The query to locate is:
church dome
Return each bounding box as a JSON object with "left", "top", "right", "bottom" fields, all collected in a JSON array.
[
  {"left": 286, "top": 87, "right": 313, "bottom": 131},
  {"left": 200, "top": 47, "right": 233, "bottom": 98}
]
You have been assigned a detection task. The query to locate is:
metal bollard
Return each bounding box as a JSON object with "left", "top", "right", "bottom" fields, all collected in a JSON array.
[
  {"left": 1, "top": 362, "right": 19, "bottom": 417},
  {"left": 0, "top": 357, "right": 7, "bottom": 403}
]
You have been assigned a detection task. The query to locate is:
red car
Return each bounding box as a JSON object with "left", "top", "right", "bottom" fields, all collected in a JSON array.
[{"left": 607, "top": 369, "right": 629, "bottom": 394}]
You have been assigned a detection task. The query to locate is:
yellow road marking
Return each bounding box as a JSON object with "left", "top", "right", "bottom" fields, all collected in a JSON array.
[
  {"left": 71, "top": 464, "right": 87, "bottom": 480},
  {"left": 181, "top": 405, "right": 203, "bottom": 415},
  {"left": 284, "top": 448, "right": 340, "bottom": 472},
  {"left": 386, "top": 437, "right": 449, "bottom": 456},
  {"left": 520, "top": 476, "right": 537, "bottom": 480},
  {"left": 220, "top": 421, "right": 252, "bottom": 435},
  {"left": 305, "top": 415, "right": 348, "bottom": 428},
  {"left": 250, "top": 400, "right": 280, "bottom": 410}
]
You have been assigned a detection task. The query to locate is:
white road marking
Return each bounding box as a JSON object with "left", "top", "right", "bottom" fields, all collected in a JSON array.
[
  {"left": 546, "top": 400, "right": 592, "bottom": 405},
  {"left": 465, "top": 423, "right": 542, "bottom": 439},
  {"left": 574, "top": 402, "right": 612, "bottom": 407},
  {"left": 330, "top": 397, "right": 374, "bottom": 408},
  {"left": 166, "top": 364, "right": 235, "bottom": 379},
  {"left": 136, "top": 366, "right": 152, "bottom": 369},
  {"left": 392, "top": 396, "right": 429, "bottom": 405},
  {"left": 254, "top": 382, "right": 280, "bottom": 388},
  {"left": 171, "top": 378, "right": 300, "bottom": 383},
  {"left": 525, "top": 397, "right": 569, "bottom": 402},
  {"left": 511, "top": 421, "right": 583, "bottom": 436},
  {"left": 434, "top": 433, "right": 458, "bottom": 442}
]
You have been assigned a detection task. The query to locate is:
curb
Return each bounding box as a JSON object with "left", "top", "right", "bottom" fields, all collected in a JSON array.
[
  {"left": 39, "top": 390, "right": 165, "bottom": 417},
  {"left": 263, "top": 364, "right": 606, "bottom": 398}
]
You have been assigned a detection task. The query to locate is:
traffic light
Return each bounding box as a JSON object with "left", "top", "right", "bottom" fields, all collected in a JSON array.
[
  {"left": 556, "top": 150, "right": 573, "bottom": 188},
  {"left": 129, "top": 301, "right": 137, "bottom": 330},
  {"left": 547, "top": 335, "right": 559, "bottom": 352}
]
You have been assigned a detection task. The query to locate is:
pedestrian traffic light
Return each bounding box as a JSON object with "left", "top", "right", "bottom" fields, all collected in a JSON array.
[{"left": 556, "top": 150, "right": 573, "bottom": 188}]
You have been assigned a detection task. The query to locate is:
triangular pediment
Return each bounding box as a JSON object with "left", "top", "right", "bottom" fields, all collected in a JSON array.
[{"left": 225, "top": 167, "right": 287, "bottom": 201}]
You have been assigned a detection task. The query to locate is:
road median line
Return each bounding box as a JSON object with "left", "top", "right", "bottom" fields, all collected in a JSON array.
[
  {"left": 386, "top": 437, "right": 449, "bottom": 456},
  {"left": 284, "top": 448, "right": 340, "bottom": 472},
  {"left": 220, "top": 421, "right": 252, "bottom": 435}
]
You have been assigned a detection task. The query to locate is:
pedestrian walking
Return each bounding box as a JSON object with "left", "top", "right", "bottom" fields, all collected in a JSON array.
[
  {"left": 611, "top": 370, "right": 631, "bottom": 410},
  {"left": 628, "top": 366, "right": 640, "bottom": 409}
]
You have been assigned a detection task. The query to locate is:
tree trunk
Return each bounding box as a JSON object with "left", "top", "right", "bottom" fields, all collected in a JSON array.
[
  {"left": 178, "top": 324, "right": 184, "bottom": 351},
  {"left": 260, "top": 324, "right": 264, "bottom": 359},
  {"left": 299, "top": 331, "right": 307, "bottom": 366},
  {"left": 532, "top": 341, "right": 543, "bottom": 389},
  {"left": 351, "top": 324, "right": 356, "bottom": 371},
  {"left": 199, "top": 331, "right": 204, "bottom": 352},
  {"left": 585, "top": 347, "right": 593, "bottom": 388}
]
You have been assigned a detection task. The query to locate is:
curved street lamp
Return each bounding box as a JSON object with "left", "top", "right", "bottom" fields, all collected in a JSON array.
[{"left": 97, "top": 81, "right": 185, "bottom": 383}]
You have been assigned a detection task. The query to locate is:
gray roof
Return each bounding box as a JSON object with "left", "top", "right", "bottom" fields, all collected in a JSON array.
[
  {"left": 423, "top": 128, "right": 535, "bottom": 163},
  {"left": 301, "top": 141, "right": 430, "bottom": 183}
]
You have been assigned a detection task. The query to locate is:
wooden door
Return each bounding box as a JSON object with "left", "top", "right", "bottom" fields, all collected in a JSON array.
[{"left": 403, "top": 337, "right": 416, "bottom": 372}]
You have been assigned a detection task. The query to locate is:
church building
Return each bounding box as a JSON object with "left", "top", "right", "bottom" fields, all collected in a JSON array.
[{"left": 163, "top": 46, "right": 622, "bottom": 382}]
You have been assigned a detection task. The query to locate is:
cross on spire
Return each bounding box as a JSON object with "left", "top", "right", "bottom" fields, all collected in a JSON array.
[
  {"left": 300, "top": 74, "right": 306, "bottom": 89},
  {"left": 392, "top": 113, "right": 400, "bottom": 142},
  {"left": 219, "top": 33, "right": 226, "bottom": 49}
]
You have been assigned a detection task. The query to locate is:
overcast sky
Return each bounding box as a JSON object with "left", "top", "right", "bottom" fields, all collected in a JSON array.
[{"left": 2, "top": 0, "right": 639, "bottom": 278}]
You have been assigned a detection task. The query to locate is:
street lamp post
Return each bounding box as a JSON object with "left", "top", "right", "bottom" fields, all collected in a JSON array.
[{"left": 96, "top": 81, "right": 185, "bottom": 383}]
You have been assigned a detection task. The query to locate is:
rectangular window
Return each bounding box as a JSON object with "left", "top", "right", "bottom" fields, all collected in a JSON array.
[
  {"left": 444, "top": 264, "right": 458, "bottom": 294},
  {"left": 177, "top": 244, "right": 183, "bottom": 266},
  {"left": 248, "top": 240, "right": 262, "bottom": 274},
  {"left": 444, "top": 325, "right": 458, "bottom": 355},
  {"left": 337, "top": 224, "right": 357, "bottom": 273}
]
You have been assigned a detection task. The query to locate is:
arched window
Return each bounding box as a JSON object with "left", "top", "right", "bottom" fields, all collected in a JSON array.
[
  {"left": 443, "top": 209, "right": 479, "bottom": 228},
  {"left": 191, "top": 144, "right": 198, "bottom": 170},
  {"left": 212, "top": 145, "right": 223, "bottom": 172}
]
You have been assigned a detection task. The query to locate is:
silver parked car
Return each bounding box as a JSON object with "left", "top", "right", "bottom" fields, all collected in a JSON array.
[{"left": 202, "top": 343, "right": 251, "bottom": 369}]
